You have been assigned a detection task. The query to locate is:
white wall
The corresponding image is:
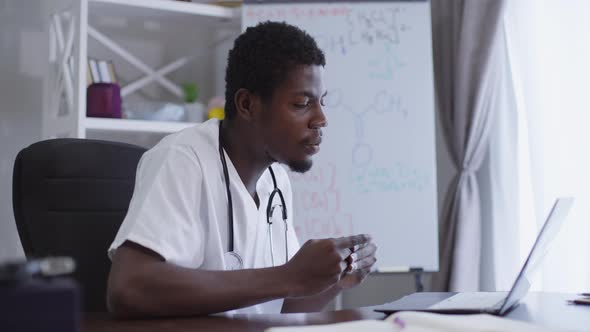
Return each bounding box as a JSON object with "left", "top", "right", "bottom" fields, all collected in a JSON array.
[{"left": 0, "top": 1, "right": 46, "bottom": 261}]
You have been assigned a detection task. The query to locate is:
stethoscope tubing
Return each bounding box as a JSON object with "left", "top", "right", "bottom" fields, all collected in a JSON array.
[{"left": 218, "top": 121, "right": 288, "bottom": 266}]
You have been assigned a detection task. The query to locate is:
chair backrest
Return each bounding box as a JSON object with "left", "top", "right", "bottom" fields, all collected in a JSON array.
[{"left": 12, "top": 138, "right": 146, "bottom": 312}]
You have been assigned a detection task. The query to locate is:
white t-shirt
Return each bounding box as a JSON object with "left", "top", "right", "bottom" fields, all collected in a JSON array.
[{"left": 109, "top": 118, "right": 300, "bottom": 315}]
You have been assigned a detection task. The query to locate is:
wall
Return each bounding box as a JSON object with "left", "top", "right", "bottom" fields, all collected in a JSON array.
[{"left": 0, "top": 1, "right": 46, "bottom": 262}]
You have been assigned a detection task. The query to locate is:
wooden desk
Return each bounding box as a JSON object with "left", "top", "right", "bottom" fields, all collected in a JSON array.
[
  {"left": 83, "top": 309, "right": 384, "bottom": 332},
  {"left": 375, "top": 292, "right": 590, "bottom": 331},
  {"left": 82, "top": 293, "right": 590, "bottom": 332}
]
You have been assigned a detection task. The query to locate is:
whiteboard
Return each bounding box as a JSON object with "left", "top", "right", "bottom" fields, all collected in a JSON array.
[{"left": 243, "top": 1, "right": 438, "bottom": 271}]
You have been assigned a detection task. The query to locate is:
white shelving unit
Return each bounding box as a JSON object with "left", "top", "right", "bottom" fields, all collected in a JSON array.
[
  {"left": 91, "top": 0, "right": 236, "bottom": 18},
  {"left": 42, "top": 0, "right": 241, "bottom": 146},
  {"left": 85, "top": 117, "right": 196, "bottom": 134}
]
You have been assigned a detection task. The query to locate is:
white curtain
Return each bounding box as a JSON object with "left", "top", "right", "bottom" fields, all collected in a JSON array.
[
  {"left": 488, "top": 0, "right": 590, "bottom": 292},
  {"left": 430, "top": 0, "right": 507, "bottom": 292}
]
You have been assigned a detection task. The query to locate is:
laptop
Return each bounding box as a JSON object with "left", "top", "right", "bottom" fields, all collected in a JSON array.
[{"left": 375, "top": 197, "right": 574, "bottom": 316}]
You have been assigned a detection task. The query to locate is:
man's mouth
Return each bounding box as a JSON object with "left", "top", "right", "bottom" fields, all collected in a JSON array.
[
  {"left": 303, "top": 136, "right": 322, "bottom": 155},
  {"left": 307, "top": 136, "right": 322, "bottom": 146},
  {"left": 303, "top": 143, "right": 320, "bottom": 155}
]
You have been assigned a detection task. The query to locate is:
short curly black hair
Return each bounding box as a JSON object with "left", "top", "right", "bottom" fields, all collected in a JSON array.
[{"left": 224, "top": 21, "right": 326, "bottom": 120}]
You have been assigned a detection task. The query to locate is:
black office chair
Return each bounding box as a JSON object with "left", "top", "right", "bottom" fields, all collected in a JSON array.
[{"left": 12, "top": 138, "right": 146, "bottom": 312}]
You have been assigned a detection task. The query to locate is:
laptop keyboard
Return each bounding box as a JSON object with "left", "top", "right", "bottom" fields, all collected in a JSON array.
[{"left": 428, "top": 292, "right": 508, "bottom": 310}]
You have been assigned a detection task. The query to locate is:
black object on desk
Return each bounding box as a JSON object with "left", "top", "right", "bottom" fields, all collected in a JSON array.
[
  {"left": 0, "top": 277, "right": 80, "bottom": 332},
  {"left": 0, "top": 257, "right": 76, "bottom": 283}
]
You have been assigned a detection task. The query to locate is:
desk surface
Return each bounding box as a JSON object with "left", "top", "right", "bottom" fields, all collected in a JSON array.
[
  {"left": 82, "top": 292, "right": 590, "bottom": 332},
  {"left": 83, "top": 309, "right": 384, "bottom": 332}
]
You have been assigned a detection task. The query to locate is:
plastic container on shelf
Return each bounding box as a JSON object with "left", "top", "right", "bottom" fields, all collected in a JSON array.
[
  {"left": 123, "top": 99, "right": 186, "bottom": 122},
  {"left": 86, "top": 83, "right": 122, "bottom": 118},
  {"left": 184, "top": 102, "right": 206, "bottom": 123}
]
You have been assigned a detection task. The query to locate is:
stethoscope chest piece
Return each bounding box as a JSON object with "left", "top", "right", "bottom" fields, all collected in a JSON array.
[{"left": 224, "top": 251, "right": 244, "bottom": 270}]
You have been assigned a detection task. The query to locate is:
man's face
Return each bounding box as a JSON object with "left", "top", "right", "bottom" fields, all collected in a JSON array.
[{"left": 258, "top": 65, "right": 327, "bottom": 173}]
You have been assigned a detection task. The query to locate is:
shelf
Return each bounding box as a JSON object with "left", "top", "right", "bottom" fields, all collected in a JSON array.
[
  {"left": 90, "top": 0, "right": 239, "bottom": 20},
  {"left": 88, "top": 0, "right": 241, "bottom": 31},
  {"left": 85, "top": 117, "right": 197, "bottom": 134}
]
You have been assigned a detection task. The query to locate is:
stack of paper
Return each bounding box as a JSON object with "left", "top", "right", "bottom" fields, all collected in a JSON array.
[{"left": 265, "top": 311, "right": 570, "bottom": 332}]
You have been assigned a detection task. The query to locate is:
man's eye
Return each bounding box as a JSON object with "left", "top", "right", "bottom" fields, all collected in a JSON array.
[{"left": 294, "top": 101, "right": 310, "bottom": 108}]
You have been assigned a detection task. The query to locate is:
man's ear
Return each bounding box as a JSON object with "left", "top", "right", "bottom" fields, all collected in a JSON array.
[{"left": 234, "top": 88, "right": 261, "bottom": 122}]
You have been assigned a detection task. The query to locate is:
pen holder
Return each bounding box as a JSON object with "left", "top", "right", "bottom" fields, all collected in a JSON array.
[{"left": 86, "top": 83, "right": 122, "bottom": 119}]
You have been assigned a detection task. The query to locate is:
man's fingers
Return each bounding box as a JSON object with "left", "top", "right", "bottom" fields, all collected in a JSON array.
[
  {"left": 335, "top": 234, "right": 371, "bottom": 250},
  {"left": 345, "top": 256, "right": 371, "bottom": 273},
  {"left": 349, "top": 243, "right": 377, "bottom": 261},
  {"left": 358, "top": 267, "right": 371, "bottom": 278},
  {"left": 350, "top": 267, "right": 371, "bottom": 280},
  {"left": 336, "top": 246, "right": 354, "bottom": 260},
  {"left": 339, "top": 261, "right": 348, "bottom": 273},
  {"left": 329, "top": 234, "right": 373, "bottom": 264},
  {"left": 349, "top": 257, "right": 376, "bottom": 271},
  {"left": 345, "top": 255, "right": 353, "bottom": 265}
]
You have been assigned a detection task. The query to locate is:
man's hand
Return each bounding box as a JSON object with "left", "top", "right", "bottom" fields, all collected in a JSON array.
[
  {"left": 282, "top": 234, "right": 371, "bottom": 297},
  {"left": 338, "top": 241, "right": 377, "bottom": 289}
]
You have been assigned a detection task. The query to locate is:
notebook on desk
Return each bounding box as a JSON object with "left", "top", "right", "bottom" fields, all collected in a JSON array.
[
  {"left": 265, "top": 311, "right": 562, "bottom": 332},
  {"left": 375, "top": 197, "right": 574, "bottom": 316}
]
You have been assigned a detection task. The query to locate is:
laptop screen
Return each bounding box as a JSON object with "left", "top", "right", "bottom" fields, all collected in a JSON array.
[{"left": 499, "top": 197, "right": 574, "bottom": 314}]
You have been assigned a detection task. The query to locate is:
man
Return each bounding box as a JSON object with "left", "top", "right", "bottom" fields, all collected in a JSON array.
[{"left": 107, "top": 21, "right": 377, "bottom": 317}]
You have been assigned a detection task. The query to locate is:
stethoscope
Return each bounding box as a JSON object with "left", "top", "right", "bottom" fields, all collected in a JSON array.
[{"left": 219, "top": 121, "right": 289, "bottom": 270}]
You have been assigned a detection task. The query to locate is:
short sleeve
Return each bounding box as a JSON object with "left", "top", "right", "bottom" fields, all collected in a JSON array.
[{"left": 109, "top": 146, "right": 205, "bottom": 268}]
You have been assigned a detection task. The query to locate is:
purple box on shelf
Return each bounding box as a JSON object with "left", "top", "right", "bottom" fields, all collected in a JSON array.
[{"left": 86, "top": 83, "right": 121, "bottom": 118}]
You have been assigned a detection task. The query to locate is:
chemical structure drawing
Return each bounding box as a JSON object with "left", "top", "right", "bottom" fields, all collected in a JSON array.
[
  {"left": 345, "top": 7, "right": 410, "bottom": 47},
  {"left": 311, "top": 6, "right": 411, "bottom": 56},
  {"left": 314, "top": 34, "right": 348, "bottom": 56},
  {"left": 324, "top": 89, "right": 407, "bottom": 168},
  {"left": 367, "top": 43, "right": 406, "bottom": 81}
]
